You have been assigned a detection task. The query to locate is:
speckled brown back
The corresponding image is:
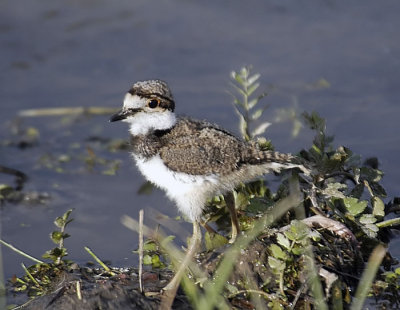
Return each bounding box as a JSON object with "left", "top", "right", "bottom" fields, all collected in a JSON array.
[{"left": 130, "top": 117, "right": 299, "bottom": 176}]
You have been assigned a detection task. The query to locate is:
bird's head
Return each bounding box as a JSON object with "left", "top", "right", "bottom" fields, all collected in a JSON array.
[{"left": 110, "top": 79, "right": 176, "bottom": 135}]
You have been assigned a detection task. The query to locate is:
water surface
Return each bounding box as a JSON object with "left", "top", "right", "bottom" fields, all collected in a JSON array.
[{"left": 1, "top": 0, "right": 399, "bottom": 291}]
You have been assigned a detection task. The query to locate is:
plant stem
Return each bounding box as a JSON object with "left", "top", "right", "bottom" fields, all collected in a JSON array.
[
  {"left": 21, "top": 263, "right": 40, "bottom": 287},
  {"left": 0, "top": 239, "right": 43, "bottom": 264},
  {"left": 84, "top": 246, "right": 115, "bottom": 275}
]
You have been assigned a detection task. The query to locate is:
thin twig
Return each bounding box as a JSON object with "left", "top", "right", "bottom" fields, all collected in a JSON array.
[
  {"left": 18, "top": 107, "right": 119, "bottom": 117},
  {"left": 138, "top": 209, "right": 144, "bottom": 294},
  {"left": 0, "top": 239, "right": 43, "bottom": 264},
  {"left": 76, "top": 281, "right": 82, "bottom": 300},
  {"left": 291, "top": 283, "right": 307, "bottom": 310}
]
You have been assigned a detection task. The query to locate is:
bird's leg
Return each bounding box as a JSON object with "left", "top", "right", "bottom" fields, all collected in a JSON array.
[
  {"left": 163, "top": 221, "right": 201, "bottom": 291},
  {"left": 225, "top": 191, "right": 240, "bottom": 243}
]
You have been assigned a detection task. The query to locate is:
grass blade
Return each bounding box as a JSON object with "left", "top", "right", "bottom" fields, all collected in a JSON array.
[{"left": 350, "top": 244, "right": 386, "bottom": 310}]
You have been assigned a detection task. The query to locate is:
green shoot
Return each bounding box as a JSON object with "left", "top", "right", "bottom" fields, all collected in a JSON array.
[
  {"left": 230, "top": 66, "right": 270, "bottom": 142},
  {"left": 84, "top": 247, "right": 115, "bottom": 275},
  {"left": 42, "top": 209, "right": 73, "bottom": 265}
]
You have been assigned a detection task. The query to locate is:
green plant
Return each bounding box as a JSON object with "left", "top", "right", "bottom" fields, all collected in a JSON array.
[
  {"left": 42, "top": 209, "right": 73, "bottom": 264},
  {"left": 151, "top": 69, "right": 400, "bottom": 309},
  {"left": 9, "top": 209, "right": 74, "bottom": 297},
  {"left": 230, "top": 66, "right": 271, "bottom": 143}
]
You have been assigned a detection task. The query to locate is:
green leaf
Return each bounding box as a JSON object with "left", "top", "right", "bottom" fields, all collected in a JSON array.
[
  {"left": 151, "top": 255, "right": 163, "bottom": 268},
  {"left": 372, "top": 196, "right": 385, "bottom": 217},
  {"left": 346, "top": 154, "right": 362, "bottom": 168},
  {"left": 247, "top": 73, "right": 260, "bottom": 86},
  {"left": 370, "top": 182, "right": 387, "bottom": 198},
  {"left": 360, "top": 167, "right": 383, "bottom": 183},
  {"left": 268, "top": 256, "right": 285, "bottom": 272},
  {"left": 235, "top": 191, "right": 249, "bottom": 209},
  {"left": 204, "top": 232, "right": 228, "bottom": 251},
  {"left": 143, "top": 254, "right": 152, "bottom": 265},
  {"left": 62, "top": 233, "right": 71, "bottom": 240},
  {"left": 143, "top": 240, "right": 158, "bottom": 252},
  {"left": 269, "top": 244, "right": 287, "bottom": 260},
  {"left": 276, "top": 233, "right": 290, "bottom": 250},
  {"left": 350, "top": 183, "right": 365, "bottom": 199},
  {"left": 291, "top": 245, "right": 304, "bottom": 255},
  {"left": 54, "top": 217, "right": 64, "bottom": 228},
  {"left": 311, "top": 144, "right": 322, "bottom": 156},
  {"left": 62, "top": 209, "right": 73, "bottom": 222},
  {"left": 302, "top": 111, "right": 326, "bottom": 131},
  {"left": 322, "top": 182, "right": 347, "bottom": 198},
  {"left": 269, "top": 299, "right": 285, "bottom": 310},
  {"left": 240, "top": 67, "right": 249, "bottom": 79},
  {"left": 361, "top": 223, "right": 379, "bottom": 238},
  {"left": 0, "top": 184, "right": 14, "bottom": 195},
  {"left": 252, "top": 122, "right": 271, "bottom": 137},
  {"left": 248, "top": 93, "right": 267, "bottom": 109},
  {"left": 359, "top": 214, "right": 377, "bottom": 224},
  {"left": 247, "top": 82, "right": 260, "bottom": 97},
  {"left": 284, "top": 220, "right": 309, "bottom": 242},
  {"left": 50, "top": 231, "right": 63, "bottom": 244},
  {"left": 230, "top": 82, "right": 247, "bottom": 97},
  {"left": 342, "top": 197, "right": 368, "bottom": 216},
  {"left": 251, "top": 108, "right": 264, "bottom": 121}
]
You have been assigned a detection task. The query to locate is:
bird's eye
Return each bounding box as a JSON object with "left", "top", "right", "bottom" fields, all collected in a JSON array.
[{"left": 148, "top": 99, "right": 159, "bottom": 109}]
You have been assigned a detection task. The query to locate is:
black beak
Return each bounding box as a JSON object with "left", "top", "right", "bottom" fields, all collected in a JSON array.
[{"left": 109, "top": 109, "right": 128, "bottom": 122}]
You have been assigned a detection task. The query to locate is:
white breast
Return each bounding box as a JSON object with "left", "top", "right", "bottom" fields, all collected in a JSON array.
[{"left": 133, "top": 154, "right": 219, "bottom": 221}]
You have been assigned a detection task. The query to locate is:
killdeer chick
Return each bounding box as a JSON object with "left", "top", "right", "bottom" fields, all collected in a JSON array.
[{"left": 110, "top": 79, "right": 309, "bottom": 290}]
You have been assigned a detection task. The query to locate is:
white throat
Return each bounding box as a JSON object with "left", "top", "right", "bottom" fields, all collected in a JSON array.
[{"left": 127, "top": 111, "right": 176, "bottom": 136}]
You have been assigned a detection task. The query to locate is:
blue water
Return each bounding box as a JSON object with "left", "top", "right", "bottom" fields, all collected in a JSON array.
[{"left": 1, "top": 0, "right": 399, "bottom": 293}]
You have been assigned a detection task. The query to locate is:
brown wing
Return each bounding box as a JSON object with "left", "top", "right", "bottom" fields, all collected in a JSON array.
[{"left": 159, "top": 123, "right": 245, "bottom": 176}]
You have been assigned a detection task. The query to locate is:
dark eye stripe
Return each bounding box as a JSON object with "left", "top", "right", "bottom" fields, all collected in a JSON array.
[
  {"left": 129, "top": 91, "right": 173, "bottom": 104},
  {"left": 126, "top": 90, "right": 175, "bottom": 112}
]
